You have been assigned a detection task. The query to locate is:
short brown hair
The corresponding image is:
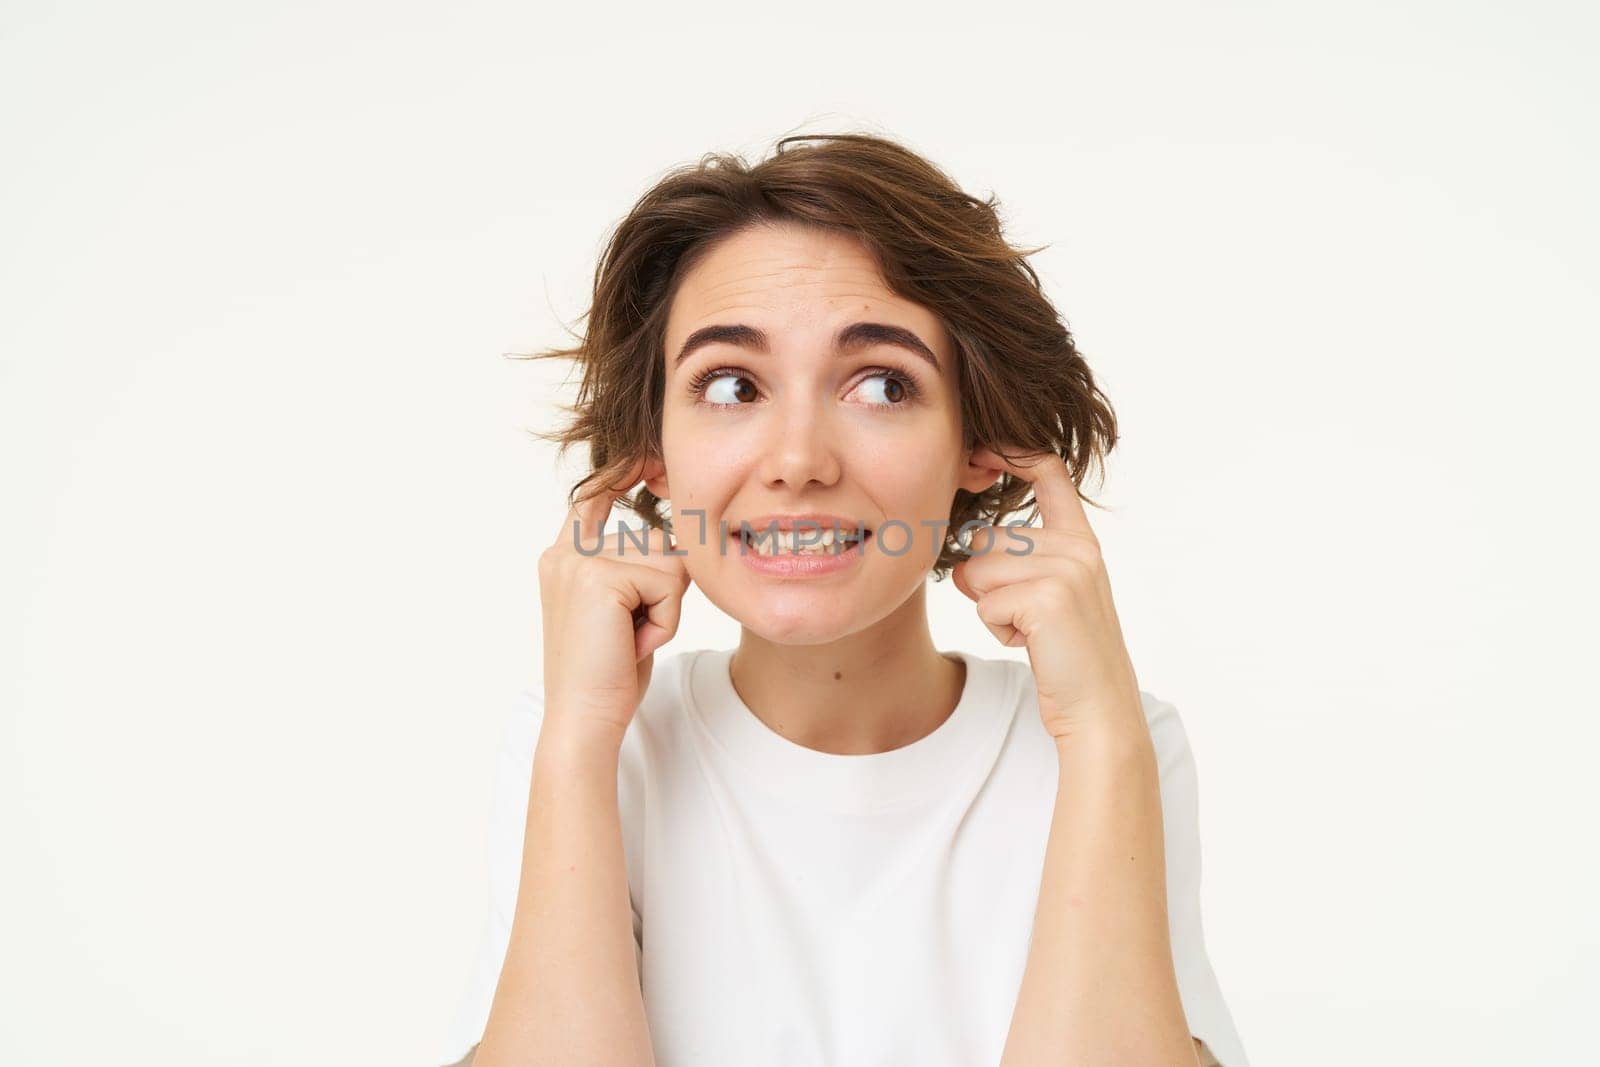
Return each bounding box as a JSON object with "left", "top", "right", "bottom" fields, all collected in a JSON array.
[{"left": 514, "top": 131, "right": 1117, "bottom": 580}]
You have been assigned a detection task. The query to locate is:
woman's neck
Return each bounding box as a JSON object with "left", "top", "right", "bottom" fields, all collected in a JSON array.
[{"left": 728, "top": 586, "right": 967, "bottom": 756}]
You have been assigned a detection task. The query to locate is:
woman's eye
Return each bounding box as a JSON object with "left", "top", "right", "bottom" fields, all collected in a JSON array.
[
  {"left": 691, "top": 367, "right": 918, "bottom": 407},
  {"left": 700, "top": 372, "right": 759, "bottom": 406},
  {"left": 852, "top": 371, "right": 915, "bottom": 406}
]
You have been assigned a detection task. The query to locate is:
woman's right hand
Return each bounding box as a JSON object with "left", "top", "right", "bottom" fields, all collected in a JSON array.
[{"left": 538, "top": 459, "right": 691, "bottom": 739}]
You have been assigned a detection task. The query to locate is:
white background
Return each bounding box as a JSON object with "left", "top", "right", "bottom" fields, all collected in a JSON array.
[{"left": 4, "top": 2, "right": 1596, "bottom": 1064}]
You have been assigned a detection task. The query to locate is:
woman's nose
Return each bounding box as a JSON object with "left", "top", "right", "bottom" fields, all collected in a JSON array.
[{"left": 756, "top": 400, "right": 842, "bottom": 490}]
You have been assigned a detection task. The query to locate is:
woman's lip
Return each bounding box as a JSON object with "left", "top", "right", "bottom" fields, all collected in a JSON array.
[
  {"left": 736, "top": 528, "right": 871, "bottom": 578},
  {"left": 737, "top": 526, "right": 872, "bottom": 548},
  {"left": 736, "top": 515, "right": 871, "bottom": 535}
]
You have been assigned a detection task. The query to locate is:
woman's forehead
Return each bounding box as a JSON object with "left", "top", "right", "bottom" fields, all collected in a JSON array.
[{"left": 665, "top": 226, "right": 952, "bottom": 368}]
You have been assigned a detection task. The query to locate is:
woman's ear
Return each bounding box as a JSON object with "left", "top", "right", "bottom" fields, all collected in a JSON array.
[
  {"left": 641, "top": 453, "right": 669, "bottom": 498},
  {"left": 958, "top": 446, "right": 1005, "bottom": 494}
]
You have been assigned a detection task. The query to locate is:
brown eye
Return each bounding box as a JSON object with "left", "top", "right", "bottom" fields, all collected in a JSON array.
[
  {"left": 853, "top": 370, "right": 919, "bottom": 407},
  {"left": 694, "top": 370, "right": 761, "bottom": 406}
]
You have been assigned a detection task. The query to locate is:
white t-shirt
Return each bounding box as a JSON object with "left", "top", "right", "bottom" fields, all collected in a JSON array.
[{"left": 443, "top": 647, "right": 1250, "bottom": 1067}]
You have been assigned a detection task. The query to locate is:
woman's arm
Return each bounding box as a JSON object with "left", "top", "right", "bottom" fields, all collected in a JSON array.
[
  {"left": 470, "top": 715, "right": 654, "bottom": 1067},
  {"left": 998, "top": 717, "right": 1198, "bottom": 1067},
  {"left": 950, "top": 448, "right": 1201, "bottom": 1065},
  {"left": 469, "top": 466, "right": 686, "bottom": 1065}
]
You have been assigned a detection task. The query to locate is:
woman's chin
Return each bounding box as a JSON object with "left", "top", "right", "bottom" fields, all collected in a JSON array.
[
  {"left": 708, "top": 586, "right": 864, "bottom": 646},
  {"left": 744, "top": 615, "right": 857, "bottom": 647}
]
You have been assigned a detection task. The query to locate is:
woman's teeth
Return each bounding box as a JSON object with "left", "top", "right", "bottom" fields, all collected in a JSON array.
[{"left": 743, "top": 528, "right": 864, "bottom": 556}]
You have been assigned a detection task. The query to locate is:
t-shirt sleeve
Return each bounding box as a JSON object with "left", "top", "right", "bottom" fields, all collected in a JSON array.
[
  {"left": 439, "top": 686, "right": 646, "bottom": 1065},
  {"left": 1145, "top": 695, "right": 1251, "bottom": 1067}
]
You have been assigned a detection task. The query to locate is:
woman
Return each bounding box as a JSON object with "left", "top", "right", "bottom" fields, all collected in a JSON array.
[{"left": 444, "top": 133, "right": 1249, "bottom": 1067}]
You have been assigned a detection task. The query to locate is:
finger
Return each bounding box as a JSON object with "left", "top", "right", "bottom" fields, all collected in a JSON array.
[
  {"left": 639, "top": 523, "right": 690, "bottom": 577},
  {"left": 604, "top": 523, "right": 695, "bottom": 586},
  {"left": 951, "top": 556, "right": 977, "bottom": 603},
  {"left": 970, "top": 445, "right": 1094, "bottom": 538},
  {"left": 972, "top": 580, "right": 1030, "bottom": 648},
  {"left": 603, "top": 520, "right": 664, "bottom": 560},
  {"left": 975, "top": 577, "right": 1085, "bottom": 650},
  {"left": 957, "top": 534, "right": 1103, "bottom": 599},
  {"left": 634, "top": 579, "right": 684, "bottom": 661},
  {"left": 949, "top": 525, "right": 1001, "bottom": 603},
  {"left": 604, "top": 556, "right": 686, "bottom": 661},
  {"left": 964, "top": 523, "right": 1001, "bottom": 555}
]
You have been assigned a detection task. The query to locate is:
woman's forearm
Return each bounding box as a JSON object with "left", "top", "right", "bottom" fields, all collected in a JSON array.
[
  {"left": 999, "top": 719, "right": 1197, "bottom": 1066},
  {"left": 472, "top": 715, "right": 655, "bottom": 1067}
]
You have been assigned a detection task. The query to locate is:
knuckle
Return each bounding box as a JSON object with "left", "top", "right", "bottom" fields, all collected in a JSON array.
[
  {"left": 1066, "top": 533, "right": 1103, "bottom": 568},
  {"left": 1040, "top": 576, "right": 1077, "bottom": 610},
  {"left": 572, "top": 558, "right": 615, "bottom": 592}
]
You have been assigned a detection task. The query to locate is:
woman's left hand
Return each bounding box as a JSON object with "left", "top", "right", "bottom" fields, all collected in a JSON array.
[{"left": 951, "top": 446, "right": 1146, "bottom": 741}]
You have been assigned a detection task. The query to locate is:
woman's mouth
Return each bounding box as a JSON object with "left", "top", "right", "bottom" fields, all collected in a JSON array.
[
  {"left": 734, "top": 524, "right": 873, "bottom": 578},
  {"left": 739, "top": 527, "right": 871, "bottom": 556}
]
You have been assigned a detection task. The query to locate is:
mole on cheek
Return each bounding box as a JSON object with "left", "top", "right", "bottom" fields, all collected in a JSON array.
[{"left": 833, "top": 671, "right": 842, "bottom": 680}]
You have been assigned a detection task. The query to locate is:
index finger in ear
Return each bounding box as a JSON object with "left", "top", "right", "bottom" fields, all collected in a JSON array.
[{"left": 970, "top": 445, "right": 1094, "bottom": 538}]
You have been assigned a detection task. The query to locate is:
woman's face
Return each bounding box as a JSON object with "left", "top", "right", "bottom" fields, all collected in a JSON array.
[{"left": 645, "top": 220, "right": 996, "bottom": 645}]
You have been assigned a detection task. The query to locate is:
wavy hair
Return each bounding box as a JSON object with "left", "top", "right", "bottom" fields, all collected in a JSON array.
[{"left": 512, "top": 131, "right": 1118, "bottom": 581}]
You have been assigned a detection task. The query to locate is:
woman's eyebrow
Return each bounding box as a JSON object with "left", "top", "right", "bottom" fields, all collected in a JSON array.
[{"left": 672, "top": 321, "right": 940, "bottom": 371}]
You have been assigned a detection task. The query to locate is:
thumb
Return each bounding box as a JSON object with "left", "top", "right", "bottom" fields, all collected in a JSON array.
[
  {"left": 951, "top": 557, "right": 979, "bottom": 603},
  {"left": 633, "top": 580, "right": 685, "bottom": 662}
]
